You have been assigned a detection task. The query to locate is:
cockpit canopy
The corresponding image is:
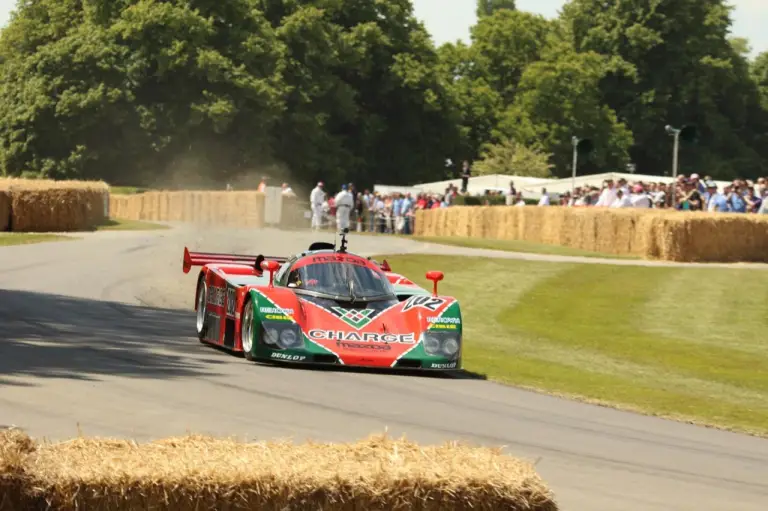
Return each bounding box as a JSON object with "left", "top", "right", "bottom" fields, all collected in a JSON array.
[{"left": 286, "top": 259, "right": 395, "bottom": 300}]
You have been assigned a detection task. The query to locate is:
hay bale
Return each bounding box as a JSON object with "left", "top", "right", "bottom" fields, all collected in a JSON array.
[
  {"left": 415, "top": 205, "right": 768, "bottom": 263},
  {"left": 19, "top": 433, "right": 557, "bottom": 511},
  {"left": 0, "top": 429, "right": 36, "bottom": 511},
  {"left": 0, "top": 178, "right": 108, "bottom": 232},
  {"left": 0, "top": 191, "right": 10, "bottom": 232}
]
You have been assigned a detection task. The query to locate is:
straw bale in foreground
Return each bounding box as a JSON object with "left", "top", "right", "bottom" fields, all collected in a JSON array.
[
  {"left": 0, "top": 429, "right": 35, "bottom": 511},
  {"left": 10, "top": 431, "right": 557, "bottom": 511}
]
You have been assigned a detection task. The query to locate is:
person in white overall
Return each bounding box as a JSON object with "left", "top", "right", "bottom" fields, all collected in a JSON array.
[
  {"left": 309, "top": 182, "right": 325, "bottom": 230},
  {"left": 334, "top": 184, "right": 354, "bottom": 232}
]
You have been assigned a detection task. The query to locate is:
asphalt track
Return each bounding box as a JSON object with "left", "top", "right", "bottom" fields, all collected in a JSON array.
[{"left": 1, "top": 223, "right": 767, "bottom": 510}]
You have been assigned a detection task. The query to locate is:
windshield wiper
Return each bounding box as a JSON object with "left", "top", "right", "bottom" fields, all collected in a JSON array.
[{"left": 348, "top": 279, "right": 359, "bottom": 304}]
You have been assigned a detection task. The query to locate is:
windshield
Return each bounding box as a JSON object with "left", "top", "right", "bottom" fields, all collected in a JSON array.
[{"left": 286, "top": 262, "right": 396, "bottom": 300}]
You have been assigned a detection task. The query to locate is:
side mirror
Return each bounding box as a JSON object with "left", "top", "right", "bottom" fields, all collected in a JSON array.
[
  {"left": 380, "top": 259, "right": 391, "bottom": 272},
  {"left": 261, "top": 260, "right": 281, "bottom": 287},
  {"left": 426, "top": 270, "right": 444, "bottom": 296}
]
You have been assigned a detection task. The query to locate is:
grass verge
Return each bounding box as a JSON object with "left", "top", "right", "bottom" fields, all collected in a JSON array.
[
  {"left": 0, "top": 430, "right": 557, "bottom": 511},
  {"left": 410, "top": 236, "right": 638, "bottom": 259},
  {"left": 95, "top": 218, "right": 169, "bottom": 231},
  {"left": 376, "top": 254, "right": 768, "bottom": 437},
  {"left": 0, "top": 233, "right": 74, "bottom": 246}
]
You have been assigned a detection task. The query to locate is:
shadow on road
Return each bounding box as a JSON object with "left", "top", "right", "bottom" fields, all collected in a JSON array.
[
  {"left": 256, "top": 359, "right": 487, "bottom": 381},
  {"left": 0, "top": 289, "right": 225, "bottom": 386}
]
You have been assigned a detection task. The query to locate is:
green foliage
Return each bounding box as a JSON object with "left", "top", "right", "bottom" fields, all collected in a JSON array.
[
  {"left": 476, "top": 0, "right": 517, "bottom": 19},
  {"left": 560, "top": 0, "right": 768, "bottom": 178},
  {"left": 1, "top": 0, "right": 767, "bottom": 186},
  {"left": 474, "top": 138, "right": 553, "bottom": 178}
]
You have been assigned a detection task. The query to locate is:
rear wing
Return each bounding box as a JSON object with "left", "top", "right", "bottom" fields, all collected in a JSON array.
[{"left": 182, "top": 247, "right": 288, "bottom": 274}]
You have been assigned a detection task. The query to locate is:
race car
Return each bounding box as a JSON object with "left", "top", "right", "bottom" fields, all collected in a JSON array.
[{"left": 182, "top": 230, "right": 462, "bottom": 371}]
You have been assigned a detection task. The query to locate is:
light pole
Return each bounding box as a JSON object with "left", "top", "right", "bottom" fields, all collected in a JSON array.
[
  {"left": 665, "top": 125, "right": 681, "bottom": 209},
  {"left": 571, "top": 136, "right": 578, "bottom": 194},
  {"left": 571, "top": 136, "right": 593, "bottom": 195}
]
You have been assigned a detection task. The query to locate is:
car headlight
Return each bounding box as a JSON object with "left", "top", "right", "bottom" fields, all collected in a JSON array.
[
  {"left": 442, "top": 337, "right": 459, "bottom": 356},
  {"left": 264, "top": 327, "right": 280, "bottom": 346},
  {"left": 423, "top": 335, "right": 442, "bottom": 355},
  {"left": 261, "top": 322, "right": 304, "bottom": 350},
  {"left": 278, "top": 328, "right": 300, "bottom": 349},
  {"left": 422, "top": 331, "right": 461, "bottom": 358}
]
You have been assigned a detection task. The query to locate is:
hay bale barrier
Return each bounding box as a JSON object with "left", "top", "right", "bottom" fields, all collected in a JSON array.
[
  {"left": 0, "top": 178, "right": 108, "bottom": 232},
  {"left": 414, "top": 206, "right": 768, "bottom": 263},
  {"left": 109, "top": 190, "right": 267, "bottom": 227},
  {"left": 0, "top": 430, "right": 558, "bottom": 511},
  {"left": 0, "top": 191, "right": 10, "bottom": 232}
]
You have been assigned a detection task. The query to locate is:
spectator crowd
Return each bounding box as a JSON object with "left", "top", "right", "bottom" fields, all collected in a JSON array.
[{"left": 305, "top": 173, "right": 768, "bottom": 235}]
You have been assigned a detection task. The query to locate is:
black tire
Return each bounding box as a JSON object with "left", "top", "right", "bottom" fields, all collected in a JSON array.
[
  {"left": 241, "top": 297, "right": 256, "bottom": 361},
  {"left": 195, "top": 276, "right": 209, "bottom": 342}
]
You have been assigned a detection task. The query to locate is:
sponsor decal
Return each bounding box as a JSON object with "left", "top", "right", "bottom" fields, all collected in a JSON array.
[
  {"left": 429, "top": 323, "right": 458, "bottom": 330},
  {"left": 264, "top": 314, "right": 291, "bottom": 321},
  {"left": 331, "top": 307, "right": 376, "bottom": 329},
  {"left": 403, "top": 295, "right": 446, "bottom": 312},
  {"left": 225, "top": 287, "right": 236, "bottom": 318},
  {"left": 309, "top": 329, "right": 415, "bottom": 344},
  {"left": 337, "top": 341, "right": 392, "bottom": 351},
  {"left": 427, "top": 316, "right": 460, "bottom": 324},
  {"left": 310, "top": 255, "right": 367, "bottom": 266},
  {"left": 430, "top": 362, "right": 457, "bottom": 369},
  {"left": 208, "top": 286, "right": 226, "bottom": 307},
  {"left": 260, "top": 306, "right": 294, "bottom": 315},
  {"left": 271, "top": 352, "right": 306, "bottom": 361}
]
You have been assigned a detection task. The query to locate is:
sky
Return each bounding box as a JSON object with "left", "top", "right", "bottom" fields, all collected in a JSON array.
[
  {"left": 412, "top": 0, "right": 768, "bottom": 58},
  {"left": 0, "top": 0, "right": 764, "bottom": 57}
]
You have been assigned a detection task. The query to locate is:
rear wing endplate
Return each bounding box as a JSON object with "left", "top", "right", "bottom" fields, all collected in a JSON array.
[{"left": 182, "top": 247, "right": 288, "bottom": 274}]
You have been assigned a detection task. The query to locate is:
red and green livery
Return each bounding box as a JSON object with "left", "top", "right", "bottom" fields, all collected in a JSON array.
[{"left": 182, "top": 232, "right": 462, "bottom": 371}]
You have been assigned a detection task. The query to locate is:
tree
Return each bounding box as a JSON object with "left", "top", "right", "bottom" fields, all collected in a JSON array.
[
  {"left": 473, "top": 138, "right": 553, "bottom": 178},
  {"left": 476, "top": 0, "right": 517, "bottom": 19},
  {"left": 561, "top": 0, "right": 768, "bottom": 179},
  {"left": 0, "top": 0, "right": 286, "bottom": 184},
  {"left": 0, "top": 0, "right": 460, "bottom": 189},
  {"left": 498, "top": 49, "right": 633, "bottom": 176}
]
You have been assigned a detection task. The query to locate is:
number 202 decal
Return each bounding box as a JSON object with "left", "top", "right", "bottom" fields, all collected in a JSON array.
[{"left": 403, "top": 295, "right": 445, "bottom": 312}]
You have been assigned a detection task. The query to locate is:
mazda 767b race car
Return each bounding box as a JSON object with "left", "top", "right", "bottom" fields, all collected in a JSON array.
[{"left": 182, "top": 231, "right": 462, "bottom": 371}]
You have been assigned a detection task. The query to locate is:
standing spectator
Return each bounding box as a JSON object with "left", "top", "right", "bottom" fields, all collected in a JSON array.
[
  {"left": 401, "top": 193, "right": 414, "bottom": 234},
  {"left": 538, "top": 188, "right": 550, "bottom": 206},
  {"left": 727, "top": 184, "right": 747, "bottom": 213},
  {"left": 334, "top": 184, "right": 354, "bottom": 231},
  {"left": 630, "top": 184, "right": 651, "bottom": 208},
  {"left": 706, "top": 182, "right": 728, "bottom": 212},
  {"left": 758, "top": 187, "right": 768, "bottom": 214},
  {"left": 745, "top": 186, "right": 762, "bottom": 213},
  {"left": 653, "top": 183, "right": 668, "bottom": 208},
  {"left": 258, "top": 176, "right": 267, "bottom": 192},
  {"left": 681, "top": 179, "right": 703, "bottom": 211},
  {"left": 595, "top": 179, "right": 618, "bottom": 207},
  {"left": 460, "top": 160, "right": 471, "bottom": 193},
  {"left": 611, "top": 189, "right": 632, "bottom": 207},
  {"left": 309, "top": 181, "right": 325, "bottom": 231},
  {"left": 505, "top": 181, "right": 517, "bottom": 206}
]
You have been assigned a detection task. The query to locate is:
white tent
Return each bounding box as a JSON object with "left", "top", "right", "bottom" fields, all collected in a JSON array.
[
  {"left": 414, "top": 174, "right": 554, "bottom": 196},
  {"left": 517, "top": 172, "right": 733, "bottom": 196},
  {"left": 372, "top": 184, "right": 423, "bottom": 195}
]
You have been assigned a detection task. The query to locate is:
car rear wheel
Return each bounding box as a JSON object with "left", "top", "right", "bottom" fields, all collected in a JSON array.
[
  {"left": 196, "top": 279, "right": 208, "bottom": 342},
  {"left": 241, "top": 297, "right": 256, "bottom": 361}
]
